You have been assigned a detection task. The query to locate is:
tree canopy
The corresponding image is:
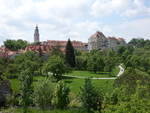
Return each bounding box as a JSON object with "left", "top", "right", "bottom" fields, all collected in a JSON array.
[{"left": 4, "top": 39, "right": 28, "bottom": 51}]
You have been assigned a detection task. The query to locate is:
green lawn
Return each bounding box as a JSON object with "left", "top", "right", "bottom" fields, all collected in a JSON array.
[
  {"left": 10, "top": 75, "right": 114, "bottom": 95},
  {"left": 111, "top": 66, "right": 120, "bottom": 77},
  {"left": 10, "top": 78, "right": 20, "bottom": 93},
  {"left": 1, "top": 108, "right": 88, "bottom": 113},
  {"left": 66, "top": 71, "right": 111, "bottom": 78},
  {"left": 66, "top": 66, "right": 120, "bottom": 78},
  {"left": 64, "top": 78, "right": 114, "bottom": 94},
  {"left": 9, "top": 75, "right": 114, "bottom": 109}
]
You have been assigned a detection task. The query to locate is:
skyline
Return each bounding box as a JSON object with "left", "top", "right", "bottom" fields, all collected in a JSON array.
[{"left": 0, "top": 0, "right": 150, "bottom": 44}]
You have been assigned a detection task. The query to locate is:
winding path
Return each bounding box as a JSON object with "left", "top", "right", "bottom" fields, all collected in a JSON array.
[{"left": 63, "top": 64, "right": 124, "bottom": 80}]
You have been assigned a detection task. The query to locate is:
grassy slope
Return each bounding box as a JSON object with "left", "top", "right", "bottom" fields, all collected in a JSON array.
[
  {"left": 9, "top": 74, "right": 114, "bottom": 112},
  {"left": 10, "top": 66, "right": 119, "bottom": 92},
  {"left": 65, "top": 78, "right": 114, "bottom": 94},
  {"left": 1, "top": 108, "right": 87, "bottom": 113},
  {"left": 111, "top": 66, "right": 120, "bottom": 77},
  {"left": 66, "top": 71, "right": 111, "bottom": 78},
  {"left": 10, "top": 76, "right": 114, "bottom": 95}
]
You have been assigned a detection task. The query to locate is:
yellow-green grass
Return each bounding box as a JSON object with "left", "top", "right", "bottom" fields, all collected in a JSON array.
[
  {"left": 10, "top": 76, "right": 114, "bottom": 95},
  {"left": 1, "top": 108, "right": 88, "bottom": 113},
  {"left": 66, "top": 71, "right": 111, "bottom": 78},
  {"left": 65, "top": 78, "right": 114, "bottom": 94},
  {"left": 111, "top": 66, "right": 120, "bottom": 77},
  {"left": 66, "top": 66, "right": 120, "bottom": 78}
]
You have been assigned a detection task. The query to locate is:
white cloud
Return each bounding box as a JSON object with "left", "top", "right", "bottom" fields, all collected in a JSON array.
[
  {"left": 109, "top": 18, "right": 150, "bottom": 42},
  {"left": 91, "top": 0, "right": 129, "bottom": 17},
  {"left": 0, "top": 0, "right": 150, "bottom": 45},
  {"left": 91, "top": 0, "right": 150, "bottom": 18},
  {"left": 123, "top": 0, "right": 150, "bottom": 17}
]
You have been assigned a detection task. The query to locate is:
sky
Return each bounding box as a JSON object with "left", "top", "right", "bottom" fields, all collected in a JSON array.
[{"left": 0, "top": 0, "right": 150, "bottom": 44}]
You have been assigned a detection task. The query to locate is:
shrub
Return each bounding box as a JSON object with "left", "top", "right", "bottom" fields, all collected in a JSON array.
[
  {"left": 34, "top": 78, "right": 53, "bottom": 110},
  {"left": 53, "top": 81, "right": 70, "bottom": 109}
]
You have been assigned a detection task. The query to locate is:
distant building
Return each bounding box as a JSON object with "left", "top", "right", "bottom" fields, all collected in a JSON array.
[
  {"left": 88, "top": 31, "right": 126, "bottom": 51},
  {"left": 42, "top": 40, "right": 88, "bottom": 52},
  {"left": 107, "top": 37, "right": 119, "bottom": 50},
  {"left": 34, "top": 25, "right": 40, "bottom": 43},
  {"left": 88, "top": 31, "right": 108, "bottom": 51},
  {"left": 0, "top": 46, "right": 24, "bottom": 59}
]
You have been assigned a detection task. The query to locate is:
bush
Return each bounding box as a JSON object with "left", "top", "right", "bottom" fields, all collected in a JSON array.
[
  {"left": 34, "top": 78, "right": 53, "bottom": 110},
  {"left": 53, "top": 80, "right": 70, "bottom": 109}
]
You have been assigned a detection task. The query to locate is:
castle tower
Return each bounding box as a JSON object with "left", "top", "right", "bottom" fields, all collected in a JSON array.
[{"left": 34, "top": 25, "right": 40, "bottom": 43}]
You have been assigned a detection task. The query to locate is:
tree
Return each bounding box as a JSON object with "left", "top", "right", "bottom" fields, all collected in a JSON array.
[
  {"left": 76, "top": 55, "right": 87, "bottom": 70},
  {"left": 43, "top": 55, "right": 69, "bottom": 81},
  {"left": 19, "top": 70, "right": 33, "bottom": 113},
  {"left": 65, "top": 39, "right": 76, "bottom": 67},
  {"left": 34, "top": 78, "right": 53, "bottom": 110},
  {"left": 87, "top": 54, "right": 104, "bottom": 73},
  {"left": 14, "top": 51, "right": 41, "bottom": 77},
  {"left": 50, "top": 46, "right": 64, "bottom": 58},
  {"left": 53, "top": 81, "right": 70, "bottom": 109},
  {"left": 4, "top": 39, "right": 28, "bottom": 51},
  {"left": 80, "top": 78, "right": 103, "bottom": 113},
  {"left": 0, "top": 58, "right": 7, "bottom": 79}
]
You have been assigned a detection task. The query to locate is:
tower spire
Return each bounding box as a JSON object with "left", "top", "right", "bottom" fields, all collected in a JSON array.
[{"left": 34, "top": 25, "right": 40, "bottom": 43}]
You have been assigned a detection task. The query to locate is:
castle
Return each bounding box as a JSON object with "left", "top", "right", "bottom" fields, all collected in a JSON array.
[
  {"left": 88, "top": 31, "right": 126, "bottom": 51},
  {"left": 0, "top": 26, "right": 126, "bottom": 58}
]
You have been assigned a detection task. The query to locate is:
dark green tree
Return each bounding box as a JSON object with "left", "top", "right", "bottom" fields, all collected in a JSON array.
[
  {"left": 65, "top": 39, "right": 76, "bottom": 67},
  {"left": 80, "top": 78, "right": 103, "bottom": 113}
]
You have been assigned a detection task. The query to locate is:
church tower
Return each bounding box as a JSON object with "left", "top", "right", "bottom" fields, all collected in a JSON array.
[{"left": 34, "top": 25, "right": 40, "bottom": 43}]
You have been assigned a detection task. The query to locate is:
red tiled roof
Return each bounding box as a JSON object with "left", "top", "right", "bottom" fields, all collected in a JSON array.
[
  {"left": 90, "top": 31, "right": 106, "bottom": 39},
  {"left": 25, "top": 40, "right": 87, "bottom": 54}
]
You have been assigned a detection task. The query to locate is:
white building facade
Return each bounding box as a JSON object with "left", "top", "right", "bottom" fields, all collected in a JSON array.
[{"left": 88, "top": 31, "right": 126, "bottom": 51}]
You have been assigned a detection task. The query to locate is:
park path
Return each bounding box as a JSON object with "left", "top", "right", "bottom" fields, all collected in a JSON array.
[{"left": 63, "top": 64, "right": 124, "bottom": 80}]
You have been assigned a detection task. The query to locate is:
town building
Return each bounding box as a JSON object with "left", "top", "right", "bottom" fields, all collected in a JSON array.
[
  {"left": 88, "top": 31, "right": 126, "bottom": 51},
  {"left": 88, "top": 31, "right": 108, "bottom": 51},
  {"left": 25, "top": 26, "right": 88, "bottom": 53}
]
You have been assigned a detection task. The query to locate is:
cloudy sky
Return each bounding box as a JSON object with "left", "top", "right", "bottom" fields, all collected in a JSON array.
[{"left": 0, "top": 0, "right": 150, "bottom": 44}]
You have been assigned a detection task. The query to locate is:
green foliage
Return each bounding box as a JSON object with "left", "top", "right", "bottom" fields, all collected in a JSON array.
[
  {"left": 87, "top": 52, "right": 104, "bottom": 73},
  {"left": 3, "top": 64, "right": 19, "bottom": 79},
  {"left": 14, "top": 51, "right": 41, "bottom": 77},
  {"left": 115, "top": 68, "right": 150, "bottom": 95},
  {"left": 19, "top": 70, "right": 33, "bottom": 113},
  {"left": 104, "top": 81, "right": 150, "bottom": 113},
  {"left": 1, "top": 108, "right": 88, "bottom": 113},
  {"left": 80, "top": 78, "right": 103, "bottom": 113},
  {"left": 53, "top": 81, "right": 70, "bottom": 109},
  {"left": 50, "top": 46, "right": 64, "bottom": 58},
  {"left": 4, "top": 39, "right": 28, "bottom": 51},
  {"left": 2, "top": 37, "right": 150, "bottom": 112},
  {"left": 65, "top": 39, "right": 76, "bottom": 68},
  {"left": 43, "top": 55, "right": 69, "bottom": 81},
  {"left": 75, "top": 56, "right": 87, "bottom": 70},
  {"left": 34, "top": 78, "right": 53, "bottom": 110},
  {"left": 129, "top": 38, "right": 150, "bottom": 48},
  {"left": 0, "top": 58, "right": 8, "bottom": 79}
]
